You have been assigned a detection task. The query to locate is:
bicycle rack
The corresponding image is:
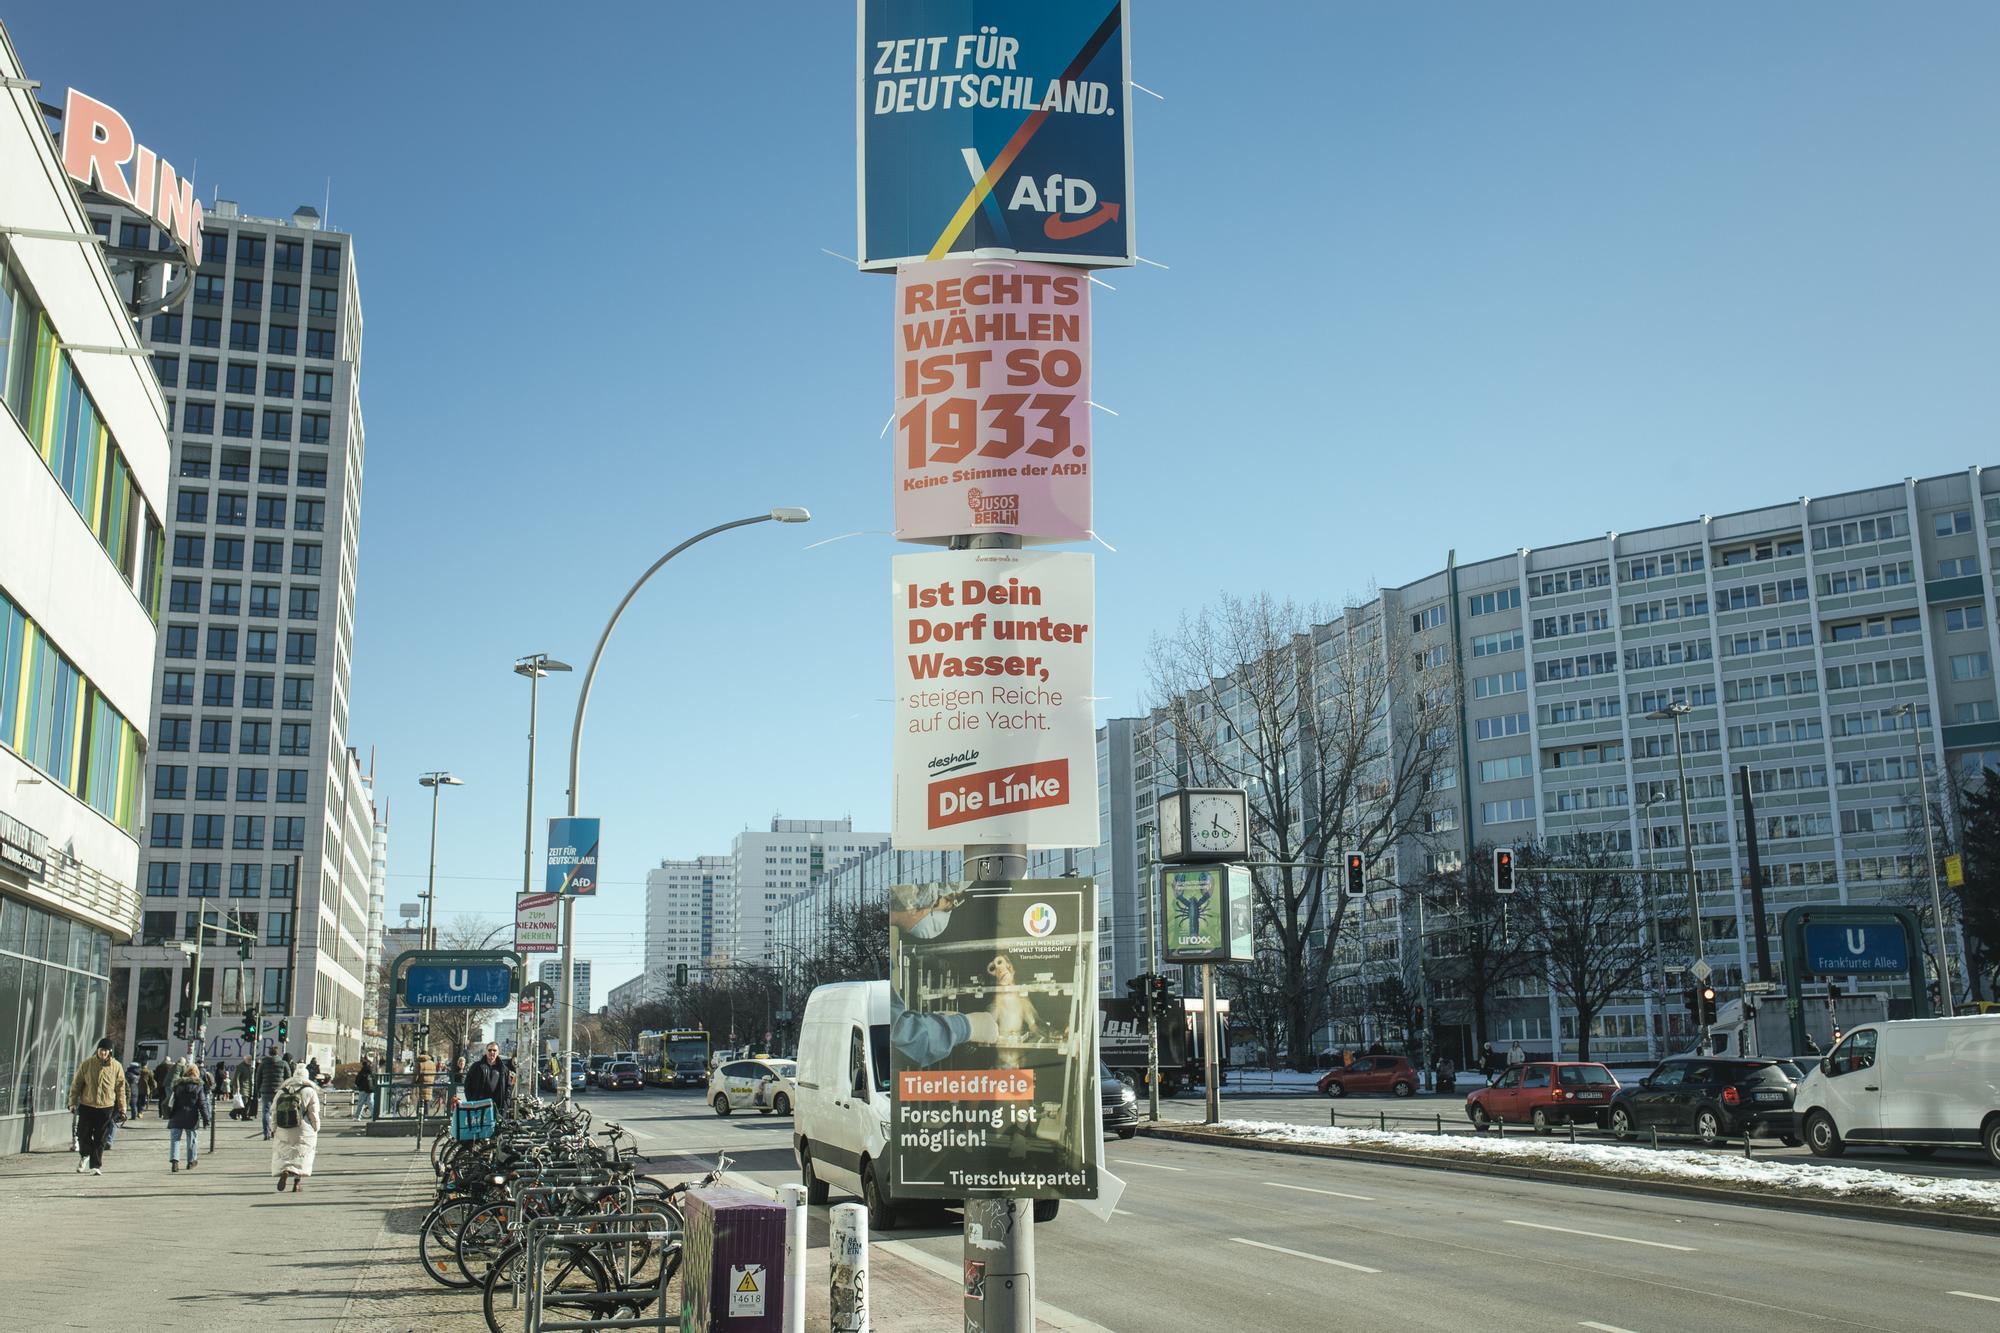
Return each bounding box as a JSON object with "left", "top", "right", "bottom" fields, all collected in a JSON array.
[{"left": 521, "top": 1210, "right": 680, "bottom": 1332}]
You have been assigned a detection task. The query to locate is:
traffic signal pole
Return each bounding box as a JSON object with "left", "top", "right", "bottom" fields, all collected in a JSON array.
[{"left": 1141, "top": 835, "right": 1160, "bottom": 1122}]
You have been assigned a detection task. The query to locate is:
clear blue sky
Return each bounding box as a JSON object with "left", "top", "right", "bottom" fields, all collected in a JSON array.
[{"left": 13, "top": 4, "right": 1999, "bottom": 992}]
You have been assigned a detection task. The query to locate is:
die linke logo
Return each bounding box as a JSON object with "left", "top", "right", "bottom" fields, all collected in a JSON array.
[
  {"left": 928, "top": 759, "right": 1069, "bottom": 827},
  {"left": 967, "top": 489, "right": 1019, "bottom": 526}
]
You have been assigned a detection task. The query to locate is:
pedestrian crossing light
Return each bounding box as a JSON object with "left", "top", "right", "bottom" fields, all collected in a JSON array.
[
  {"left": 1681, "top": 986, "right": 1698, "bottom": 1022},
  {"left": 173, "top": 1012, "right": 188, "bottom": 1040},
  {"left": 1493, "top": 848, "right": 1515, "bottom": 895},
  {"left": 1344, "top": 853, "right": 1366, "bottom": 898},
  {"left": 241, "top": 1008, "right": 258, "bottom": 1039}
]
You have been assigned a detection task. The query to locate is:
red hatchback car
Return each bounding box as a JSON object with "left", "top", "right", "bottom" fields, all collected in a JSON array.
[
  {"left": 1466, "top": 1061, "right": 1620, "bottom": 1131},
  {"left": 1318, "top": 1055, "right": 1420, "bottom": 1098}
]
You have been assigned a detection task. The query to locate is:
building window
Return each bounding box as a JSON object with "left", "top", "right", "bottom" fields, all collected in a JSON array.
[
  {"left": 288, "top": 587, "right": 319, "bottom": 620},
  {"left": 252, "top": 538, "right": 284, "bottom": 570},
  {"left": 193, "top": 766, "right": 228, "bottom": 801},
  {"left": 146, "top": 865, "right": 179, "bottom": 898},
  {"left": 168, "top": 579, "right": 200, "bottom": 613},
  {"left": 229, "top": 863, "right": 262, "bottom": 896},
  {"left": 222, "top": 405, "right": 254, "bottom": 438},
  {"left": 272, "top": 819, "right": 305, "bottom": 853},
  {"left": 150, "top": 813, "right": 183, "bottom": 847},
  {"left": 154, "top": 765, "right": 187, "bottom": 801},
  {"left": 274, "top": 239, "right": 302, "bottom": 273},
  {"left": 224, "top": 361, "right": 256, "bottom": 395},
  {"left": 307, "top": 287, "right": 337, "bottom": 318},
  {"left": 299, "top": 413, "right": 330, "bottom": 445},
  {"left": 282, "top": 676, "right": 314, "bottom": 711},
  {"left": 310, "top": 244, "right": 339, "bottom": 276},
  {"left": 189, "top": 316, "right": 219, "bottom": 347},
  {"left": 157, "top": 716, "right": 190, "bottom": 752},
  {"left": 198, "top": 719, "right": 230, "bottom": 754},
  {"left": 279, "top": 723, "right": 311, "bottom": 757},
  {"left": 190, "top": 813, "right": 224, "bottom": 849},
  {"left": 305, "top": 328, "right": 335, "bottom": 359},
  {"left": 161, "top": 672, "right": 195, "bottom": 706},
  {"left": 211, "top": 536, "right": 244, "bottom": 570},
  {"left": 172, "top": 535, "right": 205, "bottom": 568},
  {"left": 302, "top": 370, "right": 332, "bottom": 402},
  {"left": 242, "top": 674, "right": 275, "bottom": 709},
  {"left": 181, "top": 401, "right": 214, "bottom": 433},
  {"left": 215, "top": 492, "right": 248, "bottom": 526},
  {"left": 1934, "top": 509, "right": 1973, "bottom": 538},
  {"left": 1944, "top": 604, "right": 1986, "bottom": 632},
  {"left": 175, "top": 490, "right": 208, "bottom": 524},
  {"left": 248, "top": 584, "right": 281, "bottom": 618},
  {"left": 231, "top": 277, "right": 263, "bottom": 310},
  {"left": 293, "top": 499, "right": 325, "bottom": 532},
  {"left": 203, "top": 583, "right": 237, "bottom": 617},
  {"left": 205, "top": 626, "right": 237, "bottom": 661},
  {"left": 1950, "top": 652, "right": 1991, "bottom": 681},
  {"left": 266, "top": 324, "right": 297, "bottom": 356},
  {"left": 270, "top": 283, "right": 300, "bottom": 315},
  {"left": 264, "top": 365, "right": 295, "bottom": 399},
  {"left": 228, "top": 320, "right": 259, "bottom": 352},
  {"left": 292, "top": 544, "right": 322, "bottom": 576},
  {"left": 259, "top": 456, "right": 289, "bottom": 485},
  {"left": 152, "top": 353, "right": 179, "bottom": 387},
  {"left": 201, "top": 673, "right": 234, "bottom": 708},
  {"left": 183, "top": 359, "right": 217, "bottom": 392},
  {"left": 275, "top": 769, "right": 307, "bottom": 804},
  {"left": 236, "top": 234, "right": 266, "bottom": 266},
  {"left": 152, "top": 312, "right": 184, "bottom": 342},
  {"left": 239, "top": 720, "right": 271, "bottom": 756},
  {"left": 188, "top": 863, "right": 222, "bottom": 897},
  {"left": 285, "top": 631, "right": 316, "bottom": 665},
  {"left": 1467, "top": 588, "right": 1521, "bottom": 617},
  {"left": 261, "top": 410, "right": 292, "bottom": 441},
  {"left": 163, "top": 624, "right": 197, "bottom": 659},
  {"left": 200, "top": 231, "right": 228, "bottom": 264},
  {"left": 245, "top": 629, "right": 277, "bottom": 664}
]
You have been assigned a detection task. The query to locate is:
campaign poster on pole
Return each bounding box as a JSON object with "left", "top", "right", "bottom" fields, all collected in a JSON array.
[
  {"left": 892, "top": 548, "right": 1098, "bottom": 848},
  {"left": 514, "top": 892, "right": 561, "bottom": 953},
  {"left": 858, "top": 1, "right": 1134, "bottom": 269},
  {"left": 546, "top": 817, "right": 600, "bottom": 896},
  {"left": 894, "top": 258, "right": 1091, "bottom": 544},
  {"left": 1160, "top": 866, "right": 1253, "bottom": 964},
  {"left": 887, "top": 878, "right": 1098, "bottom": 1200}
]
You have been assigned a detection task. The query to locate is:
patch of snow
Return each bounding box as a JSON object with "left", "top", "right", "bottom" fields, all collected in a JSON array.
[{"left": 1211, "top": 1119, "right": 2000, "bottom": 1214}]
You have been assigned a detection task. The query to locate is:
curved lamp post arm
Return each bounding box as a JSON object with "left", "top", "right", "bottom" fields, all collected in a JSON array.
[{"left": 565, "top": 510, "right": 803, "bottom": 814}]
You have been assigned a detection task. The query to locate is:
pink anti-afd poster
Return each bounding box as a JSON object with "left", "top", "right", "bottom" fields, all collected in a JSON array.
[{"left": 893, "top": 258, "right": 1092, "bottom": 543}]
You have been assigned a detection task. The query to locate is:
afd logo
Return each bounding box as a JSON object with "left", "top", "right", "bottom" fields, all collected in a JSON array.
[{"left": 1006, "top": 173, "right": 1121, "bottom": 240}]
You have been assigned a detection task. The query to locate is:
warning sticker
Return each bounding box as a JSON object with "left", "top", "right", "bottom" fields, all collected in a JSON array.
[{"left": 729, "top": 1264, "right": 765, "bottom": 1317}]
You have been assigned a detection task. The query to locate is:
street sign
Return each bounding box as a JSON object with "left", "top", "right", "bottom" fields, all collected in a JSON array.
[
  {"left": 1690, "top": 959, "right": 1712, "bottom": 982},
  {"left": 1945, "top": 854, "right": 1965, "bottom": 888},
  {"left": 394, "top": 1009, "right": 417, "bottom": 1026},
  {"left": 1743, "top": 980, "right": 1779, "bottom": 995},
  {"left": 1801, "top": 921, "right": 1909, "bottom": 976},
  {"left": 403, "top": 963, "right": 513, "bottom": 1008}
]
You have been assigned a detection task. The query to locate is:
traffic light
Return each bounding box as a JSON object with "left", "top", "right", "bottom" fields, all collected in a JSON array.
[
  {"left": 1410, "top": 1005, "right": 1425, "bottom": 1030},
  {"left": 275, "top": 1017, "right": 289, "bottom": 1043},
  {"left": 1698, "top": 985, "right": 1718, "bottom": 1026},
  {"left": 1149, "top": 973, "right": 1177, "bottom": 1022},
  {"left": 676, "top": 962, "right": 689, "bottom": 987},
  {"left": 1493, "top": 848, "right": 1515, "bottom": 895},
  {"left": 241, "top": 1008, "right": 258, "bottom": 1039},
  {"left": 1344, "top": 853, "right": 1366, "bottom": 898},
  {"left": 173, "top": 1012, "right": 188, "bottom": 1040},
  {"left": 1680, "top": 986, "right": 1698, "bottom": 1023},
  {"left": 1826, "top": 981, "right": 1843, "bottom": 1003}
]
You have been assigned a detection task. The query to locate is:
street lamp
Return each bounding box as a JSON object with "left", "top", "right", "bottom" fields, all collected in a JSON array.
[
  {"left": 1646, "top": 702, "right": 1706, "bottom": 1052},
  {"left": 1894, "top": 703, "right": 1955, "bottom": 1016},
  {"left": 417, "top": 772, "right": 465, "bottom": 952},
  {"left": 516, "top": 654, "right": 572, "bottom": 1064},
  {"left": 556, "top": 506, "right": 811, "bottom": 1100}
]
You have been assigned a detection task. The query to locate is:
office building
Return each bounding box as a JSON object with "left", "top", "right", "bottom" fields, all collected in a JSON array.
[
  {"left": 643, "top": 854, "right": 734, "bottom": 984},
  {"left": 100, "top": 193, "right": 371, "bottom": 1067},
  {"left": 540, "top": 957, "right": 591, "bottom": 1016},
  {"left": 1128, "top": 469, "right": 2000, "bottom": 1062},
  {"left": 730, "top": 818, "right": 887, "bottom": 965},
  {"left": 0, "top": 35, "right": 171, "bottom": 1155}
]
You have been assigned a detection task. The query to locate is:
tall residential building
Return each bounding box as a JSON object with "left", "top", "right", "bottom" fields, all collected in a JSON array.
[
  {"left": 1129, "top": 469, "right": 2000, "bottom": 1063},
  {"left": 101, "top": 195, "right": 370, "bottom": 1067},
  {"left": 644, "top": 854, "right": 734, "bottom": 984},
  {"left": 1, "top": 35, "right": 171, "bottom": 1155},
  {"left": 731, "top": 818, "right": 887, "bottom": 964},
  {"left": 540, "top": 958, "right": 591, "bottom": 1016}
]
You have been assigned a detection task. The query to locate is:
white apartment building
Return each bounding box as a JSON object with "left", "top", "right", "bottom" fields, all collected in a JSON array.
[
  {"left": 1, "top": 33, "right": 172, "bottom": 1155},
  {"left": 730, "top": 818, "right": 886, "bottom": 965},
  {"left": 100, "top": 193, "right": 373, "bottom": 1068},
  {"left": 644, "top": 854, "right": 733, "bottom": 983},
  {"left": 540, "top": 957, "right": 591, "bottom": 1016}
]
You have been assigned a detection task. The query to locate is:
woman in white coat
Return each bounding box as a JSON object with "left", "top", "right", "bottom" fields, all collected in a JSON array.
[{"left": 270, "top": 1066, "right": 321, "bottom": 1192}]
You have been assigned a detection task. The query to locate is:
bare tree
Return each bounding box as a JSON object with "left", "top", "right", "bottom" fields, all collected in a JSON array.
[
  {"left": 427, "top": 915, "right": 505, "bottom": 1061},
  {"left": 1510, "top": 844, "right": 1650, "bottom": 1062},
  {"left": 798, "top": 899, "right": 891, "bottom": 991},
  {"left": 1147, "top": 592, "right": 1458, "bottom": 1069},
  {"left": 1413, "top": 845, "right": 1545, "bottom": 1054}
]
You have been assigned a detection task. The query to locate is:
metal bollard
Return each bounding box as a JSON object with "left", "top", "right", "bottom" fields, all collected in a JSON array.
[
  {"left": 830, "top": 1202, "right": 869, "bottom": 1333},
  {"left": 1329, "top": 1109, "right": 1337, "bottom": 1129},
  {"left": 779, "top": 1184, "right": 806, "bottom": 1333},
  {"left": 1650, "top": 1128, "right": 1658, "bottom": 1150},
  {"left": 1568, "top": 1124, "right": 1576, "bottom": 1144},
  {"left": 1378, "top": 1111, "right": 1386, "bottom": 1133},
  {"left": 1744, "top": 1135, "right": 1753, "bottom": 1159},
  {"left": 1435, "top": 1114, "right": 1443, "bottom": 1135}
]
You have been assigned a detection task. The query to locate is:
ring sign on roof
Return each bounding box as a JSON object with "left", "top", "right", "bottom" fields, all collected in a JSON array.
[{"left": 858, "top": 0, "right": 1134, "bottom": 270}]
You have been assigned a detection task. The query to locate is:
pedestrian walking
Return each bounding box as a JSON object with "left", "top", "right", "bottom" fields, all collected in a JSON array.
[
  {"left": 127, "top": 1062, "right": 149, "bottom": 1119},
  {"left": 414, "top": 1053, "right": 435, "bottom": 1113},
  {"left": 233, "top": 1055, "right": 253, "bottom": 1102},
  {"left": 353, "top": 1055, "right": 376, "bottom": 1120},
  {"left": 255, "top": 1042, "right": 286, "bottom": 1139},
  {"left": 1479, "top": 1042, "right": 1499, "bottom": 1082},
  {"left": 448, "top": 1054, "right": 467, "bottom": 1110},
  {"left": 1508, "top": 1041, "right": 1525, "bottom": 1067},
  {"left": 166, "top": 1061, "right": 211, "bottom": 1171},
  {"left": 462, "top": 1042, "right": 512, "bottom": 1117},
  {"left": 270, "top": 1066, "right": 321, "bottom": 1192},
  {"left": 306, "top": 1055, "right": 322, "bottom": 1086},
  {"left": 67, "top": 1038, "right": 127, "bottom": 1174}
]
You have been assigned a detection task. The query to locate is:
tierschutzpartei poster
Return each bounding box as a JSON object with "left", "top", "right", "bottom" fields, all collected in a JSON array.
[{"left": 887, "top": 878, "right": 1099, "bottom": 1200}]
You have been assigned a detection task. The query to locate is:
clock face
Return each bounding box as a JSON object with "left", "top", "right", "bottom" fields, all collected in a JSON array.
[
  {"left": 1188, "top": 793, "right": 1245, "bottom": 854},
  {"left": 1157, "top": 794, "right": 1184, "bottom": 859}
]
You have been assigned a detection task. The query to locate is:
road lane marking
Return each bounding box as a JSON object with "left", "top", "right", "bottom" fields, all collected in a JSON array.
[
  {"left": 1505, "top": 1220, "right": 1694, "bottom": 1252},
  {"left": 1108, "top": 1158, "right": 1185, "bottom": 1171},
  {"left": 1580, "top": 1323, "right": 1641, "bottom": 1332},
  {"left": 877, "top": 1240, "right": 1116, "bottom": 1331},
  {"left": 1113, "top": 1208, "right": 1135, "bottom": 1216},
  {"left": 1229, "top": 1237, "right": 1381, "bottom": 1274},
  {"left": 1949, "top": 1291, "right": 2000, "bottom": 1304},
  {"left": 1264, "top": 1181, "right": 1375, "bottom": 1202}
]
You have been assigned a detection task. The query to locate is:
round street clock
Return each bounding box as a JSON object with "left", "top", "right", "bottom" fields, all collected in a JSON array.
[{"left": 1157, "top": 788, "right": 1249, "bottom": 864}]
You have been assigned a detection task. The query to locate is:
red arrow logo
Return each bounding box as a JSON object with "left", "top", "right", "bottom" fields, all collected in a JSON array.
[{"left": 1043, "top": 201, "right": 1120, "bottom": 240}]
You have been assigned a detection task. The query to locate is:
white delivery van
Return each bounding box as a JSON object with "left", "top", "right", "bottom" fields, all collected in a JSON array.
[
  {"left": 1792, "top": 1015, "right": 2000, "bottom": 1165},
  {"left": 793, "top": 981, "right": 896, "bottom": 1223}
]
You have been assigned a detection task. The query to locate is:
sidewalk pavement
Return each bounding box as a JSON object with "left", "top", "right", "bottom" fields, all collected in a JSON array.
[{"left": 1, "top": 1111, "right": 1090, "bottom": 1331}]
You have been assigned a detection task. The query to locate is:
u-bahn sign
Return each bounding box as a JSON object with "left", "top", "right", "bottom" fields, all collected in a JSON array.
[
  {"left": 1801, "top": 920, "right": 1910, "bottom": 976},
  {"left": 403, "top": 964, "right": 512, "bottom": 1008}
]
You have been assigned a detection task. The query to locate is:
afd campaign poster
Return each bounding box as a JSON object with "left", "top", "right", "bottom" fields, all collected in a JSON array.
[
  {"left": 892, "top": 549, "right": 1099, "bottom": 848},
  {"left": 546, "top": 817, "right": 599, "bottom": 896},
  {"left": 887, "top": 878, "right": 1099, "bottom": 1200},
  {"left": 858, "top": 0, "right": 1134, "bottom": 269},
  {"left": 893, "top": 258, "right": 1092, "bottom": 544}
]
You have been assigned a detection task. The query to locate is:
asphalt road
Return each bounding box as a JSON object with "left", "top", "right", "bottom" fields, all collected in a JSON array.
[
  {"left": 576, "top": 1086, "right": 2000, "bottom": 1333},
  {"left": 1183, "top": 1087, "right": 2000, "bottom": 1182}
]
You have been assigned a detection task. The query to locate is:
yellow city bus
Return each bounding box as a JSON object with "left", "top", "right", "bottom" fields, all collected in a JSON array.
[{"left": 637, "top": 1029, "right": 711, "bottom": 1087}]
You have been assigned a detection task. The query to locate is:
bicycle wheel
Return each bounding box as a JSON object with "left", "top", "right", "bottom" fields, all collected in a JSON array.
[
  {"left": 455, "top": 1201, "right": 519, "bottom": 1288},
  {"left": 482, "top": 1240, "right": 613, "bottom": 1333},
  {"left": 430, "top": 1125, "right": 456, "bottom": 1176},
  {"left": 418, "top": 1198, "right": 478, "bottom": 1288},
  {"left": 602, "top": 1198, "right": 683, "bottom": 1290}
]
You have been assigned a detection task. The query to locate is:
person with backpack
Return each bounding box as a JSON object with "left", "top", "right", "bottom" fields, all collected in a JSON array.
[
  {"left": 270, "top": 1065, "right": 320, "bottom": 1192},
  {"left": 165, "top": 1061, "right": 211, "bottom": 1171}
]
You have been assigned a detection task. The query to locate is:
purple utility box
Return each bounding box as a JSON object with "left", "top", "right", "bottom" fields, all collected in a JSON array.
[{"left": 681, "top": 1185, "right": 787, "bottom": 1333}]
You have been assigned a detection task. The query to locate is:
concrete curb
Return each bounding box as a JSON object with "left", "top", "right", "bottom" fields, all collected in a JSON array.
[{"left": 1139, "top": 1122, "right": 2000, "bottom": 1237}]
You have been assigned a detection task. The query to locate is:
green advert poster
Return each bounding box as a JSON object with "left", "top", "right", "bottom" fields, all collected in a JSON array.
[
  {"left": 887, "top": 879, "right": 1099, "bottom": 1201},
  {"left": 1162, "top": 866, "right": 1252, "bottom": 964}
]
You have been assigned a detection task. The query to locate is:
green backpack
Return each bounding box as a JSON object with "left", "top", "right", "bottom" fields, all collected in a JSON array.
[{"left": 273, "top": 1087, "right": 302, "bottom": 1131}]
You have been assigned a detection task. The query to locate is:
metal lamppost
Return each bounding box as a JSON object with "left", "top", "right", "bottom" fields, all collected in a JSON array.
[
  {"left": 1647, "top": 702, "right": 1705, "bottom": 1051},
  {"left": 516, "top": 654, "right": 572, "bottom": 1066},
  {"left": 1894, "top": 703, "right": 1956, "bottom": 1016},
  {"left": 418, "top": 772, "right": 463, "bottom": 1064},
  {"left": 1637, "top": 784, "right": 1667, "bottom": 1060},
  {"left": 558, "top": 507, "right": 811, "bottom": 1101}
]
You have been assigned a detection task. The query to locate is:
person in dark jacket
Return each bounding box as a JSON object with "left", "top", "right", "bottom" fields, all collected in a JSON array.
[
  {"left": 255, "top": 1044, "right": 286, "bottom": 1140},
  {"left": 152, "top": 1056, "right": 175, "bottom": 1111},
  {"left": 306, "top": 1055, "right": 322, "bottom": 1085},
  {"left": 353, "top": 1055, "right": 376, "bottom": 1120},
  {"left": 165, "top": 1061, "right": 212, "bottom": 1170},
  {"left": 461, "top": 1043, "right": 512, "bottom": 1115}
]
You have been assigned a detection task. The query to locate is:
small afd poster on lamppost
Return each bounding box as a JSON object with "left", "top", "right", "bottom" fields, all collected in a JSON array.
[
  {"left": 887, "top": 878, "right": 1099, "bottom": 1201},
  {"left": 891, "top": 548, "right": 1099, "bottom": 848}
]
